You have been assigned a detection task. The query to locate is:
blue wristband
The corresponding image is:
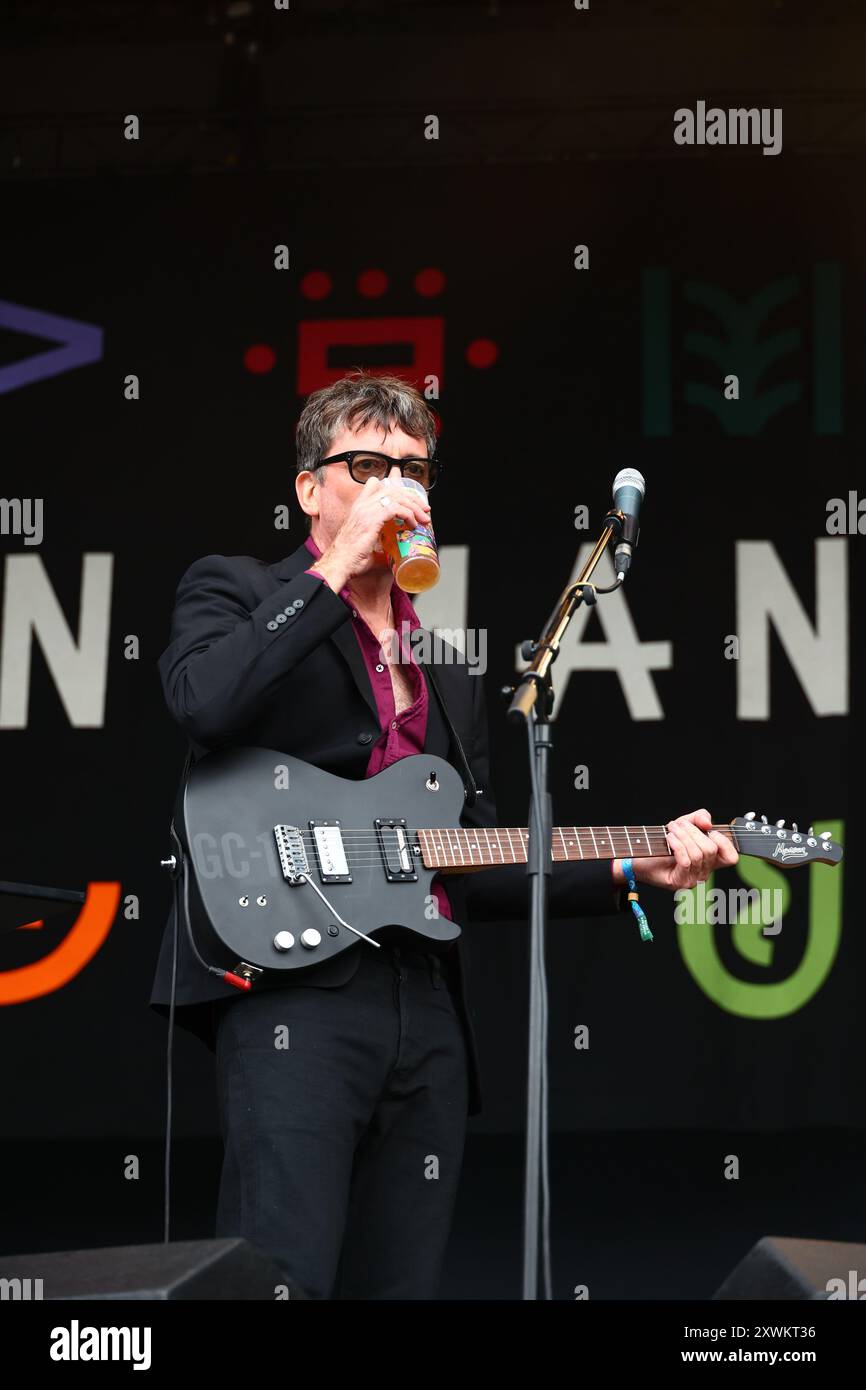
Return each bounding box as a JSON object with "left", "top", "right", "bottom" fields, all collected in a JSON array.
[{"left": 620, "top": 857, "right": 653, "bottom": 942}]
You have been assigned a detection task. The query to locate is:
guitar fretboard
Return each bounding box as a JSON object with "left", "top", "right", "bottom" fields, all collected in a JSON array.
[{"left": 417, "top": 825, "right": 671, "bottom": 871}]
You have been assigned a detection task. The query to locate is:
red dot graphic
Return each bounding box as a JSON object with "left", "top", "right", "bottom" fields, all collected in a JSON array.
[
  {"left": 466, "top": 338, "right": 499, "bottom": 369},
  {"left": 244, "top": 344, "right": 276, "bottom": 374},
  {"left": 357, "top": 269, "right": 389, "bottom": 298},
  {"left": 414, "top": 267, "right": 446, "bottom": 297},
  {"left": 300, "top": 270, "right": 333, "bottom": 299}
]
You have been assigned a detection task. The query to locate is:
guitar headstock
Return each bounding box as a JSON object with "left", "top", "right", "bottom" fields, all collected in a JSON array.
[{"left": 731, "top": 813, "right": 843, "bottom": 867}]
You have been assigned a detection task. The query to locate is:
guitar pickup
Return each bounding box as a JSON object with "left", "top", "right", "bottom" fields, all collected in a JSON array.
[
  {"left": 375, "top": 817, "right": 418, "bottom": 882},
  {"left": 309, "top": 820, "right": 352, "bottom": 884}
]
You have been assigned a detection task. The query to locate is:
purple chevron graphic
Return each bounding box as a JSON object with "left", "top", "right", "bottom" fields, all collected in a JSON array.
[{"left": 0, "top": 300, "right": 103, "bottom": 394}]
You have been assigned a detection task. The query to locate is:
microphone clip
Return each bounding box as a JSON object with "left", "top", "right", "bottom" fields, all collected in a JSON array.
[{"left": 603, "top": 506, "right": 640, "bottom": 548}]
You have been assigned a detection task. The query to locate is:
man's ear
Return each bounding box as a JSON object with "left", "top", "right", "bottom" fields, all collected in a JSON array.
[{"left": 295, "top": 469, "right": 319, "bottom": 524}]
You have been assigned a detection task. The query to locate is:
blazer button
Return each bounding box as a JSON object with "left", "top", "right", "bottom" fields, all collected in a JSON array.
[
  {"left": 266, "top": 620, "right": 279, "bottom": 631},
  {"left": 275, "top": 613, "right": 287, "bottom": 623},
  {"left": 357, "top": 733, "right": 373, "bottom": 745},
  {"left": 293, "top": 598, "right": 304, "bottom": 610}
]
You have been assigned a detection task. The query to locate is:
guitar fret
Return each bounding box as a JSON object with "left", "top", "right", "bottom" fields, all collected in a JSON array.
[
  {"left": 624, "top": 826, "right": 633, "bottom": 856},
  {"left": 589, "top": 826, "right": 599, "bottom": 858}
]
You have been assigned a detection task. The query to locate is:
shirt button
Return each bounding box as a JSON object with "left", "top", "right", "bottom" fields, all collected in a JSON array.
[
  {"left": 375, "top": 663, "right": 384, "bottom": 673},
  {"left": 391, "top": 720, "right": 397, "bottom": 729},
  {"left": 357, "top": 733, "right": 373, "bottom": 745},
  {"left": 352, "top": 609, "right": 358, "bottom": 617}
]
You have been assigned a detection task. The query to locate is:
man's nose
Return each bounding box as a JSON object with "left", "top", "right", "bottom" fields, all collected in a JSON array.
[{"left": 386, "top": 463, "right": 402, "bottom": 482}]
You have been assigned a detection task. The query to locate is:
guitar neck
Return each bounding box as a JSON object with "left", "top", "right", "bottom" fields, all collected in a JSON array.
[{"left": 418, "top": 825, "right": 673, "bottom": 873}]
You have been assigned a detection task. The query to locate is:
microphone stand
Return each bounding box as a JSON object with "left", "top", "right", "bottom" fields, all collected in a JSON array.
[{"left": 505, "top": 507, "right": 629, "bottom": 1301}]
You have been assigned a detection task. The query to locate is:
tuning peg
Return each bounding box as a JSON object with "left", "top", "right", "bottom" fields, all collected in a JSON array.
[
  {"left": 792, "top": 822, "right": 798, "bottom": 832},
  {"left": 761, "top": 814, "right": 768, "bottom": 824},
  {"left": 776, "top": 819, "right": 785, "bottom": 828},
  {"left": 808, "top": 826, "right": 814, "bottom": 836},
  {"left": 820, "top": 830, "right": 831, "bottom": 840},
  {"left": 745, "top": 811, "right": 756, "bottom": 820}
]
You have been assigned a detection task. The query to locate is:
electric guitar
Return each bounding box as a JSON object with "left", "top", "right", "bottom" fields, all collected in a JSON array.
[{"left": 175, "top": 746, "right": 843, "bottom": 985}]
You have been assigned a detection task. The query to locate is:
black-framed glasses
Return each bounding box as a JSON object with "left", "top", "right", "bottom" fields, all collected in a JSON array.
[{"left": 315, "top": 451, "right": 442, "bottom": 491}]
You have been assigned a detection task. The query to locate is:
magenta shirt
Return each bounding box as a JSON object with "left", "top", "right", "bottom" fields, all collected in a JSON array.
[{"left": 304, "top": 536, "right": 453, "bottom": 923}]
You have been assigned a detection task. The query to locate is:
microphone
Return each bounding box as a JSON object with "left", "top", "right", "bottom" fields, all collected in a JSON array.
[{"left": 611, "top": 468, "right": 645, "bottom": 580}]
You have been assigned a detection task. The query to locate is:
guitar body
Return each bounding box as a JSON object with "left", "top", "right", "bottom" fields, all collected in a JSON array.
[{"left": 180, "top": 746, "right": 465, "bottom": 977}]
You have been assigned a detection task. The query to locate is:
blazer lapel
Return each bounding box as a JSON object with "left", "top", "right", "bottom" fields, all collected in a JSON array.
[
  {"left": 419, "top": 662, "right": 452, "bottom": 759},
  {"left": 330, "top": 622, "right": 380, "bottom": 722}
]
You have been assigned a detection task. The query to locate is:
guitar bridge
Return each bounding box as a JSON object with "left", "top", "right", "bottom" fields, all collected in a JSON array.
[
  {"left": 375, "top": 818, "right": 418, "bottom": 882},
  {"left": 273, "top": 825, "right": 310, "bottom": 885}
]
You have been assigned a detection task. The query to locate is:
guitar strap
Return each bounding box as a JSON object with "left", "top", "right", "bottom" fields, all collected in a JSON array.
[{"left": 421, "top": 658, "right": 478, "bottom": 808}]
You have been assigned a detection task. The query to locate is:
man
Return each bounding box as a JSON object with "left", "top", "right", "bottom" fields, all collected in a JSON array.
[{"left": 149, "top": 369, "right": 738, "bottom": 1299}]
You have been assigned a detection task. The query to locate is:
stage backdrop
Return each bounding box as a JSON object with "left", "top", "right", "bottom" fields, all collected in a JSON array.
[{"left": 0, "top": 158, "right": 859, "bottom": 1138}]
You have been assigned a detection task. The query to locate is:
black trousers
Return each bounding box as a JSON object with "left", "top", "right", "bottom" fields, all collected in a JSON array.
[{"left": 212, "top": 936, "right": 470, "bottom": 1299}]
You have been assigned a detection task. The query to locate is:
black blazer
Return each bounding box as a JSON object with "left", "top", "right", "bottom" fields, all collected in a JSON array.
[{"left": 149, "top": 543, "right": 626, "bottom": 1115}]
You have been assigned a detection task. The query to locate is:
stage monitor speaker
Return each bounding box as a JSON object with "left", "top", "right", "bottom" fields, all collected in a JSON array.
[
  {"left": 714, "top": 1236, "right": 866, "bottom": 1301},
  {"left": 0, "top": 1238, "right": 310, "bottom": 1300}
]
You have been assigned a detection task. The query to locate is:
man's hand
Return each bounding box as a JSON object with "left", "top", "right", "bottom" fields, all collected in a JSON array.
[
  {"left": 612, "top": 809, "right": 739, "bottom": 892},
  {"left": 313, "top": 477, "right": 432, "bottom": 593}
]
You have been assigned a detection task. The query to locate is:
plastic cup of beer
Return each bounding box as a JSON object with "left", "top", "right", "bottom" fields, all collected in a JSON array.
[{"left": 379, "top": 477, "right": 440, "bottom": 592}]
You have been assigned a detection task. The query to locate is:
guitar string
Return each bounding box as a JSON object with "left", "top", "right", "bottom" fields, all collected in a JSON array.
[
  {"left": 286, "top": 822, "right": 811, "bottom": 834},
  {"left": 258, "top": 826, "right": 834, "bottom": 867}
]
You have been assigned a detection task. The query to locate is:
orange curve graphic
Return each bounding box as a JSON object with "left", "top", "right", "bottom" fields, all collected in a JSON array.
[{"left": 0, "top": 882, "right": 122, "bottom": 1004}]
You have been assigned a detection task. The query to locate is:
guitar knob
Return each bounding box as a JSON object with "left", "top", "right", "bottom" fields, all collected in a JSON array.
[
  {"left": 273, "top": 931, "right": 295, "bottom": 952},
  {"left": 300, "top": 928, "right": 322, "bottom": 950},
  {"left": 792, "top": 823, "right": 798, "bottom": 833},
  {"left": 820, "top": 831, "right": 832, "bottom": 840},
  {"left": 808, "top": 826, "right": 814, "bottom": 837},
  {"left": 761, "top": 814, "right": 768, "bottom": 824},
  {"left": 744, "top": 811, "right": 756, "bottom": 820},
  {"left": 776, "top": 819, "right": 785, "bottom": 828}
]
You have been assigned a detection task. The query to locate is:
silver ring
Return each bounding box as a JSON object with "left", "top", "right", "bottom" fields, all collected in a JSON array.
[{"left": 379, "top": 495, "right": 388, "bottom": 508}]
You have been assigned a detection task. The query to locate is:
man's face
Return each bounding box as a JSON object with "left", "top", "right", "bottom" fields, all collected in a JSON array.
[{"left": 297, "top": 421, "right": 430, "bottom": 568}]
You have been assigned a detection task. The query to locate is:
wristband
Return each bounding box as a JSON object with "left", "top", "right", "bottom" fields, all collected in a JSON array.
[{"left": 620, "top": 857, "right": 653, "bottom": 942}]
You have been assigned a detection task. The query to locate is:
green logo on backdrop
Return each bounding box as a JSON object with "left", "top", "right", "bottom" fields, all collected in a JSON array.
[{"left": 676, "top": 820, "right": 843, "bottom": 1018}]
